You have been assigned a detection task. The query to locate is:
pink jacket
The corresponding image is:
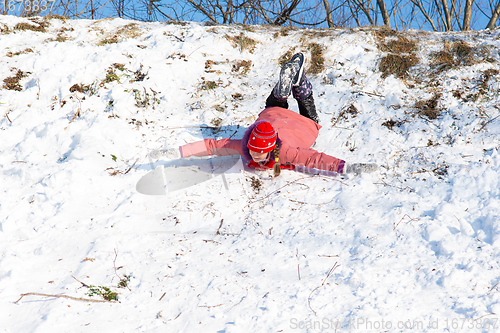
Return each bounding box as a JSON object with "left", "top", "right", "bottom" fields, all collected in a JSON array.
[{"left": 179, "top": 107, "right": 345, "bottom": 173}]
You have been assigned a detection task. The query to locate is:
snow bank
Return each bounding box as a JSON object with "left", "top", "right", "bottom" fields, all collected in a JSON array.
[{"left": 1, "top": 16, "right": 500, "bottom": 332}]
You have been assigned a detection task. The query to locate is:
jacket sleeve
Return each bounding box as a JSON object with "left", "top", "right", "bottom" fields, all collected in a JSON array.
[
  {"left": 280, "top": 145, "right": 345, "bottom": 173},
  {"left": 180, "top": 139, "right": 243, "bottom": 158}
]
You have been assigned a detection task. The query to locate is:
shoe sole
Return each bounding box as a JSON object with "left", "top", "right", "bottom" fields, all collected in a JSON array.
[
  {"left": 290, "top": 53, "right": 304, "bottom": 86},
  {"left": 275, "top": 53, "right": 305, "bottom": 98},
  {"left": 276, "top": 63, "right": 295, "bottom": 98}
]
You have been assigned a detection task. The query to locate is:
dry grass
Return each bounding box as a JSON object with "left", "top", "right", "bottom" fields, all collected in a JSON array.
[
  {"left": 278, "top": 50, "right": 296, "bottom": 67},
  {"left": 98, "top": 23, "right": 143, "bottom": 46},
  {"left": 45, "top": 30, "right": 73, "bottom": 43},
  {"left": 376, "top": 32, "right": 419, "bottom": 80},
  {"left": 450, "top": 40, "right": 477, "bottom": 66},
  {"left": 232, "top": 60, "right": 252, "bottom": 75},
  {"left": 379, "top": 36, "right": 417, "bottom": 54},
  {"left": 307, "top": 43, "right": 325, "bottom": 74},
  {"left": 297, "top": 28, "right": 336, "bottom": 41},
  {"left": 370, "top": 26, "right": 399, "bottom": 39},
  {"left": 275, "top": 44, "right": 325, "bottom": 75},
  {"left": 235, "top": 24, "right": 256, "bottom": 33},
  {"left": 249, "top": 175, "right": 263, "bottom": 193},
  {"left": 459, "top": 68, "right": 500, "bottom": 102},
  {"left": 224, "top": 33, "right": 258, "bottom": 53},
  {"left": 117, "top": 23, "right": 142, "bottom": 38},
  {"left": 54, "top": 32, "right": 69, "bottom": 42},
  {"left": 197, "top": 78, "right": 224, "bottom": 92},
  {"left": 276, "top": 44, "right": 324, "bottom": 75},
  {"left": 44, "top": 15, "right": 67, "bottom": 21},
  {"left": 479, "top": 68, "right": 499, "bottom": 90},
  {"left": 379, "top": 53, "right": 419, "bottom": 79},
  {"left": 3, "top": 69, "right": 30, "bottom": 91},
  {"left": 102, "top": 63, "right": 125, "bottom": 83},
  {"left": 430, "top": 40, "right": 492, "bottom": 73},
  {"left": 332, "top": 103, "right": 359, "bottom": 126},
  {"left": 273, "top": 26, "right": 298, "bottom": 38},
  {"left": 98, "top": 35, "right": 120, "bottom": 46},
  {"left": 6, "top": 48, "right": 34, "bottom": 57},
  {"left": 415, "top": 93, "right": 442, "bottom": 120},
  {"left": 69, "top": 83, "right": 90, "bottom": 93},
  {"left": 232, "top": 93, "right": 244, "bottom": 101},
  {"left": 381, "top": 119, "right": 402, "bottom": 130},
  {"left": 14, "top": 22, "right": 47, "bottom": 33},
  {"left": 211, "top": 117, "right": 223, "bottom": 127}
]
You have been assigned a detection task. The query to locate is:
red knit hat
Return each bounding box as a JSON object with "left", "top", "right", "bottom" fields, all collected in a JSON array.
[{"left": 247, "top": 122, "right": 276, "bottom": 153}]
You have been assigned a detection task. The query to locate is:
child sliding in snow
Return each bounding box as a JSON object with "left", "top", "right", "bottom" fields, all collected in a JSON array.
[{"left": 151, "top": 53, "right": 377, "bottom": 176}]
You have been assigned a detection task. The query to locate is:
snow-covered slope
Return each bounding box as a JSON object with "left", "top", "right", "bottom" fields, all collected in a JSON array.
[{"left": 2, "top": 15, "right": 500, "bottom": 332}]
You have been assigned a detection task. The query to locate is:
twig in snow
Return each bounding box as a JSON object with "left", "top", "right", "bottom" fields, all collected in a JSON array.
[
  {"left": 4, "top": 112, "right": 11, "bottom": 123},
  {"left": 164, "top": 32, "right": 185, "bottom": 42},
  {"left": 72, "top": 275, "right": 90, "bottom": 288},
  {"left": 308, "top": 262, "right": 340, "bottom": 316},
  {"left": 289, "top": 198, "right": 340, "bottom": 206},
  {"left": 352, "top": 90, "right": 384, "bottom": 98},
  {"left": 225, "top": 295, "right": 247, "bottom": 314},
  {"left": 199, "top": 303, "right": 224, "bottom": 308},
  {"left": 124, "top": 158, "right": 139, "bottom": 174},
  {"left": 14, "top": 292, "right": 113, "bottom": 304},
  {"left": 113, "top": 248, "right": 121, "bottom": 273},
  {"left": 374, "top": 179, "right": 415, "bottom": 193},
  {"left": 113, "top": 248, "right": 131, "bottom": 291},
  {"left": 298, "top": 264, "right": 301, "bottom": 281},
  {"left": 69, "top": 108, "right": 81, "bottom": 123},
  {"left": 332, "top": 109, "right": 346, "bottom": 127},
  {"left": 394, "top": 214, "right": 419, "bottom": 231},
  {"left": 476, "top": 114, "right": 500, "bottom": 133},
  {"left": 203, "top": 239, "right": 221, "bottom": 244},
  {"left": 473, "top": 313, "right": 497, "bottom": 320},
  {"left": 215, "top": 219, "right": 224, "bottom": 235},
  {"left": 248, "top": 175, "right": 346, "bottom": 205},
  {"left": 487, "top": 281, "right": 500, "bottom": 295}
]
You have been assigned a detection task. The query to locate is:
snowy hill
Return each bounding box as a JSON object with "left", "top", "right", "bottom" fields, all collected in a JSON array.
[{"left": 2, "top": 14, "right": 500, "bottom": 332}]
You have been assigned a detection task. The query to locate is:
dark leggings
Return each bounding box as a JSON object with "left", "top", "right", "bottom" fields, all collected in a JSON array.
[{"left": 265, "top": 91, "right": 319, "bottom": 124}]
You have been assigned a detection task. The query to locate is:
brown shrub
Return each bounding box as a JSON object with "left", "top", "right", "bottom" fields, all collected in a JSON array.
[
  {"left": 307, "top": 43, "right": 325, "bottom": 74},
  {"left": 415, "top": 93, "right": 442, "bottom": 120},
  {"left": 14, "top": 21, "right": 48, "bottom": 33},
  {"left": 3, "top": 70, "right": 30, "bottom": 91},
  {"left": 225, "top": 33, "right": 257, "bottom": 53},
  {"left": 430, "top": 40, "right": 481, "bottom": 73}
]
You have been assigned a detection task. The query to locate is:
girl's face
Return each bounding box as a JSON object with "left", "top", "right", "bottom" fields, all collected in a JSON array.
[{"left": 249, "top": 150, "right": 268, "bottom": 163}]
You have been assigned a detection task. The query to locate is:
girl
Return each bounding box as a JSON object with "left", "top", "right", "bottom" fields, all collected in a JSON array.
[{"left": 152, "top": 53, "right": 377, "bottom": 176}]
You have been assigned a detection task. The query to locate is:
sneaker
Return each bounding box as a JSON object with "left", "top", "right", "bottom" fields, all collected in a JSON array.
[{"left": 275, "top": 53, "right": 305, "bottom": 99}]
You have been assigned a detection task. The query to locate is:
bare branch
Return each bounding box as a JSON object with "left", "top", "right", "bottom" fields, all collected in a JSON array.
[
  {"left": 377, "top": 0, "right": 391, "bottom": 27},
  {"left": 185, "top": 0, "right": 218, "bottom": 23},
  {"left": 486, "top": 0, "right": 500, "bottom": 28},
  {"left": 463, "top": 0, "right": 473, "bottom": 30},
  {"left": 14, "top": 292, "right": 113, "bottom": 304}
]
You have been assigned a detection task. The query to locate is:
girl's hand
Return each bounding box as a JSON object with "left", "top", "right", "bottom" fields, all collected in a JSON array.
[
  {"left": 344, "top": 163, "right": 378, "bottom": 174},
  {"left": 149, "top": 148, "right": 181, "bottom": 160}
]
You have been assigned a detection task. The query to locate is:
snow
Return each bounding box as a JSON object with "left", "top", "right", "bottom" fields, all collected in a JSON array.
[{"left": 2, "top": 15, "right": 500, "bottom": 332}]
